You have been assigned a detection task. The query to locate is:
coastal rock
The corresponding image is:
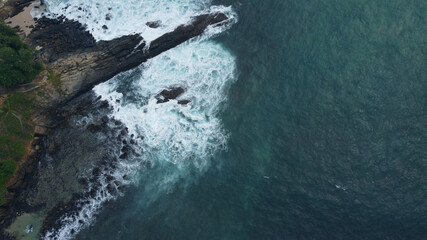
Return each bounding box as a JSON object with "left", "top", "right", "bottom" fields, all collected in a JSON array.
[
  {"left": 86, "top": 124, "right": 102, "bottom": 133},
  {"left": 0, "top": 0, "right": 32, "bottom": 19},
  {"left": 155, "top": 87, "right": 185, "bottom": 103},
  {"left": 47, "top": 142, "right": 62, "bottom": 154},
  {"left": 178, "top": 99, "right": 191, "bottom": 105},
  {"left": 146, "top": 20, "right": 161, "bottom": 28},
  {"left": 101, "top": 116, "right": 109, "bottom": 123},
  {"left": 28, "top": 12, "right": 229, "bottom": 110},
  {"left": 34, "top": 126, "right": 50, "bottom": 136},
  {"left": 28, "top": 17, "right": 96, "bottom": 61}
]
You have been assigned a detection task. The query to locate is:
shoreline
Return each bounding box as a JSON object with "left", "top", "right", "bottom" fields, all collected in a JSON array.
[
  {"left": 0, "top": 2, "right": 232, "bottom": 239},
  {"left": 5, "top": 0, "right": 44, "bottom": 37}
]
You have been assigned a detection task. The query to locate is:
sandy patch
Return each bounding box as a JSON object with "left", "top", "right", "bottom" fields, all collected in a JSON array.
[{"left": 5, "top": 0, "right": 45, "bottom": 36}]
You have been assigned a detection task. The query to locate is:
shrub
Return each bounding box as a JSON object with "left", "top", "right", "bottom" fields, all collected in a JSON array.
[
  {"left": 0, "top": 20, "right": 42, "bottom": 87},
  {"left": 4, "top": 113, "right": 23, "bottom": 136},
  {"left": 0, "top": 159, "right": 18, "bottom": 205},
  {"left": 10, "top": 140, "right": 25, "bottom": 159},
  {"left": 0, "top": 159, "right": 18, "bottom": 184},
  {"left": 5, "top": 92, "right": 34, "bottom": 118}
]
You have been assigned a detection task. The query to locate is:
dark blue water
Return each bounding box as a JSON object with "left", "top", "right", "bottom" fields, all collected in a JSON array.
[{"left": 77, "top": 0, "right": 427, "bottom": 239}]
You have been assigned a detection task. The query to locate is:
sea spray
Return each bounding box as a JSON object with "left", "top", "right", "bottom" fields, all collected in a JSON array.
[
  {"left": 95, "top": 40, "right": 236, "bottom": 173},
  {"left": 41, "top": 0, "right": 234, "bottom": 43},
  {"left": 41, "top": 1, "right": 237, "bottom": 239}
]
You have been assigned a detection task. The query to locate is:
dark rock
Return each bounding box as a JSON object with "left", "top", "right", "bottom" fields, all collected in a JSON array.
[
  {"left": 105, "top": 13, "right": 112, "bottom": 21},
  {"left": 34, "top": 126, "right": 50, "bottom": 136},
  {"left": 87, "top": 124, "right": 102, "bottom": 133},
  {"left": 47, "top": 142, "right": 62, "bottom": 153},
  {"left": 146, "top": 20, "right": 161, "bottom": 28},
  {"left": 99, "top": 101, "right": 110, "bottom": 109},
  {"left": 78, "top": 178, "right": 88, "bottom": 186},
  {"left": 28, "top": 12, "right": 229, "bottom": 109},
  {"left": 105, "top": 175, "right": 114, "bottom": 182},
  {"left": 106, "top": 184, "right": 117, "bottom": 195},
  {"left": 155, "top": 87, "right": 185, "bottom": 103},
  {"left": 121, "top": 145, "right": 130, "bottom": 153},
  {"left": 101, "top": 116, "right": 109, "bottom": 123},
  {"left": 28, "top": 17, "right": 96, "bottom": 61},
  {"left": 92, "top": 167, "right": 101, "bottom": 177},
  {"left": 178, "top": 99, "right": 191, "bottom": 105},
  {"left": 102, "top": 25, "right": 108, "bottom": 30}
]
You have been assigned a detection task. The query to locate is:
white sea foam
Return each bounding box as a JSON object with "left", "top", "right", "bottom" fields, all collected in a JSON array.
[
  {"left": 42, "top": 1, "right": 237, "bottom": 239},
  {"left": 95, "top": 40, "right": 236, "bottom": 169},
  {"left": 42, "top": 0, "right": 234, "bottom": 43}
]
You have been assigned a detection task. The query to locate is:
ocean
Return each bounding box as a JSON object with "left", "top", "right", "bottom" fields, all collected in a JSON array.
[{"left": 39, "top": 0, "right": 427, "bottom": 239}]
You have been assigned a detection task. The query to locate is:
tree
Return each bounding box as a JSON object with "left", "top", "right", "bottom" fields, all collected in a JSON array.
[{"left": 0, "top": 20, "right": 42, "bottom": 88}]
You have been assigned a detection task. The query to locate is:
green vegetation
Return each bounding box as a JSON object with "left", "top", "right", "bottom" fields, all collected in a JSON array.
[
  {"left": 0, "top": 92, "right": 35, "bottom": 205},
  {"left": 4, "top": 92, "right": 34, "bottom": 118},
  {"left": 0, "top": 20, "right": 43, "bottom": 88},
  {"left": 48, "top": 71, "right": 62, "bottom": 90},
  {"left": 0, "top": 159, "right": 18, "bottom": 205}
]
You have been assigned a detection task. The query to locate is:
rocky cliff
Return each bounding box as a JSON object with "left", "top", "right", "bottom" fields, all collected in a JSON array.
[
  {"left": 0, "top": 3, "right": 230, "bottom": 234},
  {"left": 28, "top": 13, "right": 228, "bottom": 112}
]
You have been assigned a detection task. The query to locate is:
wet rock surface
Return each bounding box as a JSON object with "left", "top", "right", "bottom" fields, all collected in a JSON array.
[
  {"left": 29, "top": 12, "right": 229, "bottom": 110},
  {"left": 146, "top": 20, "right": 161, "bottom": 28},
  {"left": 28, "top": 17, "right": 96, "bottom": 60},
  {"left": 0, "top": 3, "right": 230, "bottom": 238},
  {"left": 4, "top": 92, "right": 139, "bottom": 238},
  {"left": 155, "top": 87, "right": 185, "bottom": 103}
]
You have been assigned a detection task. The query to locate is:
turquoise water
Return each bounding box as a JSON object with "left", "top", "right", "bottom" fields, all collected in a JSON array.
[{"left": 46, "top": 0, "right": 427, "bottom": 239}]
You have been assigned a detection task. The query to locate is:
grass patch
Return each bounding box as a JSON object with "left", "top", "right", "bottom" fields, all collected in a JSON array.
[
  {"left": 10, "top": 140, "right": 25, "bottom": 159},
  {"left": 5, "top": 92, "right": 34, "bottom": 118},
  {"left": 37, "top": 91, "right": 45, "bottom": 97},
  {"left": 4, "top": 113, "right": 22, "bottom": 136},
  {"left": 48, "top": 71, "right": 62, "bottom": 90},
  {"left": 0, "top": 159, "right": 18, "bottom": 183},
  {"left": 0, "top": 136, "right": 10, "bottom": 159},
  {"left": 0, "top": 159, "right": 18, "bottom": 205},
  {"left": 0, "top": 92, "right": 36, "bottom": 205},
  {"left": 0, "top": 136, "right": 25, "bottom": 160}
]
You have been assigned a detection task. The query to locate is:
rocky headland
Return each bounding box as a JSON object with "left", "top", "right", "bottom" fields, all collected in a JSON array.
[{"left": 0, "top": 1, "right": 230, "bottom": 238}]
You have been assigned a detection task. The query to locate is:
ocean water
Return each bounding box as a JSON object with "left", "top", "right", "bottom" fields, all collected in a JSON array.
[{"left": 42, "top": 0, "right": 426, "bottom": 239}]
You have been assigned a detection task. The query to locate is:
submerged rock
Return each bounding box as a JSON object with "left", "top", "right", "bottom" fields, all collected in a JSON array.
[
  {"left": 178, "top": 99, "right": 191, "bottom": 105},
  {"left": 87, "top": 124, "right": 102, "bottom": 133},
  {"left": 47, "top": 142, "right": 62, "bottom": 154},
  {"left": 28, "top": 12, "right": 229, "bottom": 110},
  {"left": 146, "top": 20, "right": 161, "bottom": 28},
  {"left": 155, "top": 87, "right": 185, "bottom": 103}
]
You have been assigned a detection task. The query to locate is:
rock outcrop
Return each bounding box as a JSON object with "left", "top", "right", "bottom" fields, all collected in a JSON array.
[
  {"left": 0, "top": 0, "right": 32, "bottom": 19},
  {"left": 155, "top": 87, "right": 185, "bottom": 103},
  {"left": 0, "top": 4, "right": 229, "bottom": 236},
  {"left": 29, "top": 12, "right": 229, "bottom": 110}
]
